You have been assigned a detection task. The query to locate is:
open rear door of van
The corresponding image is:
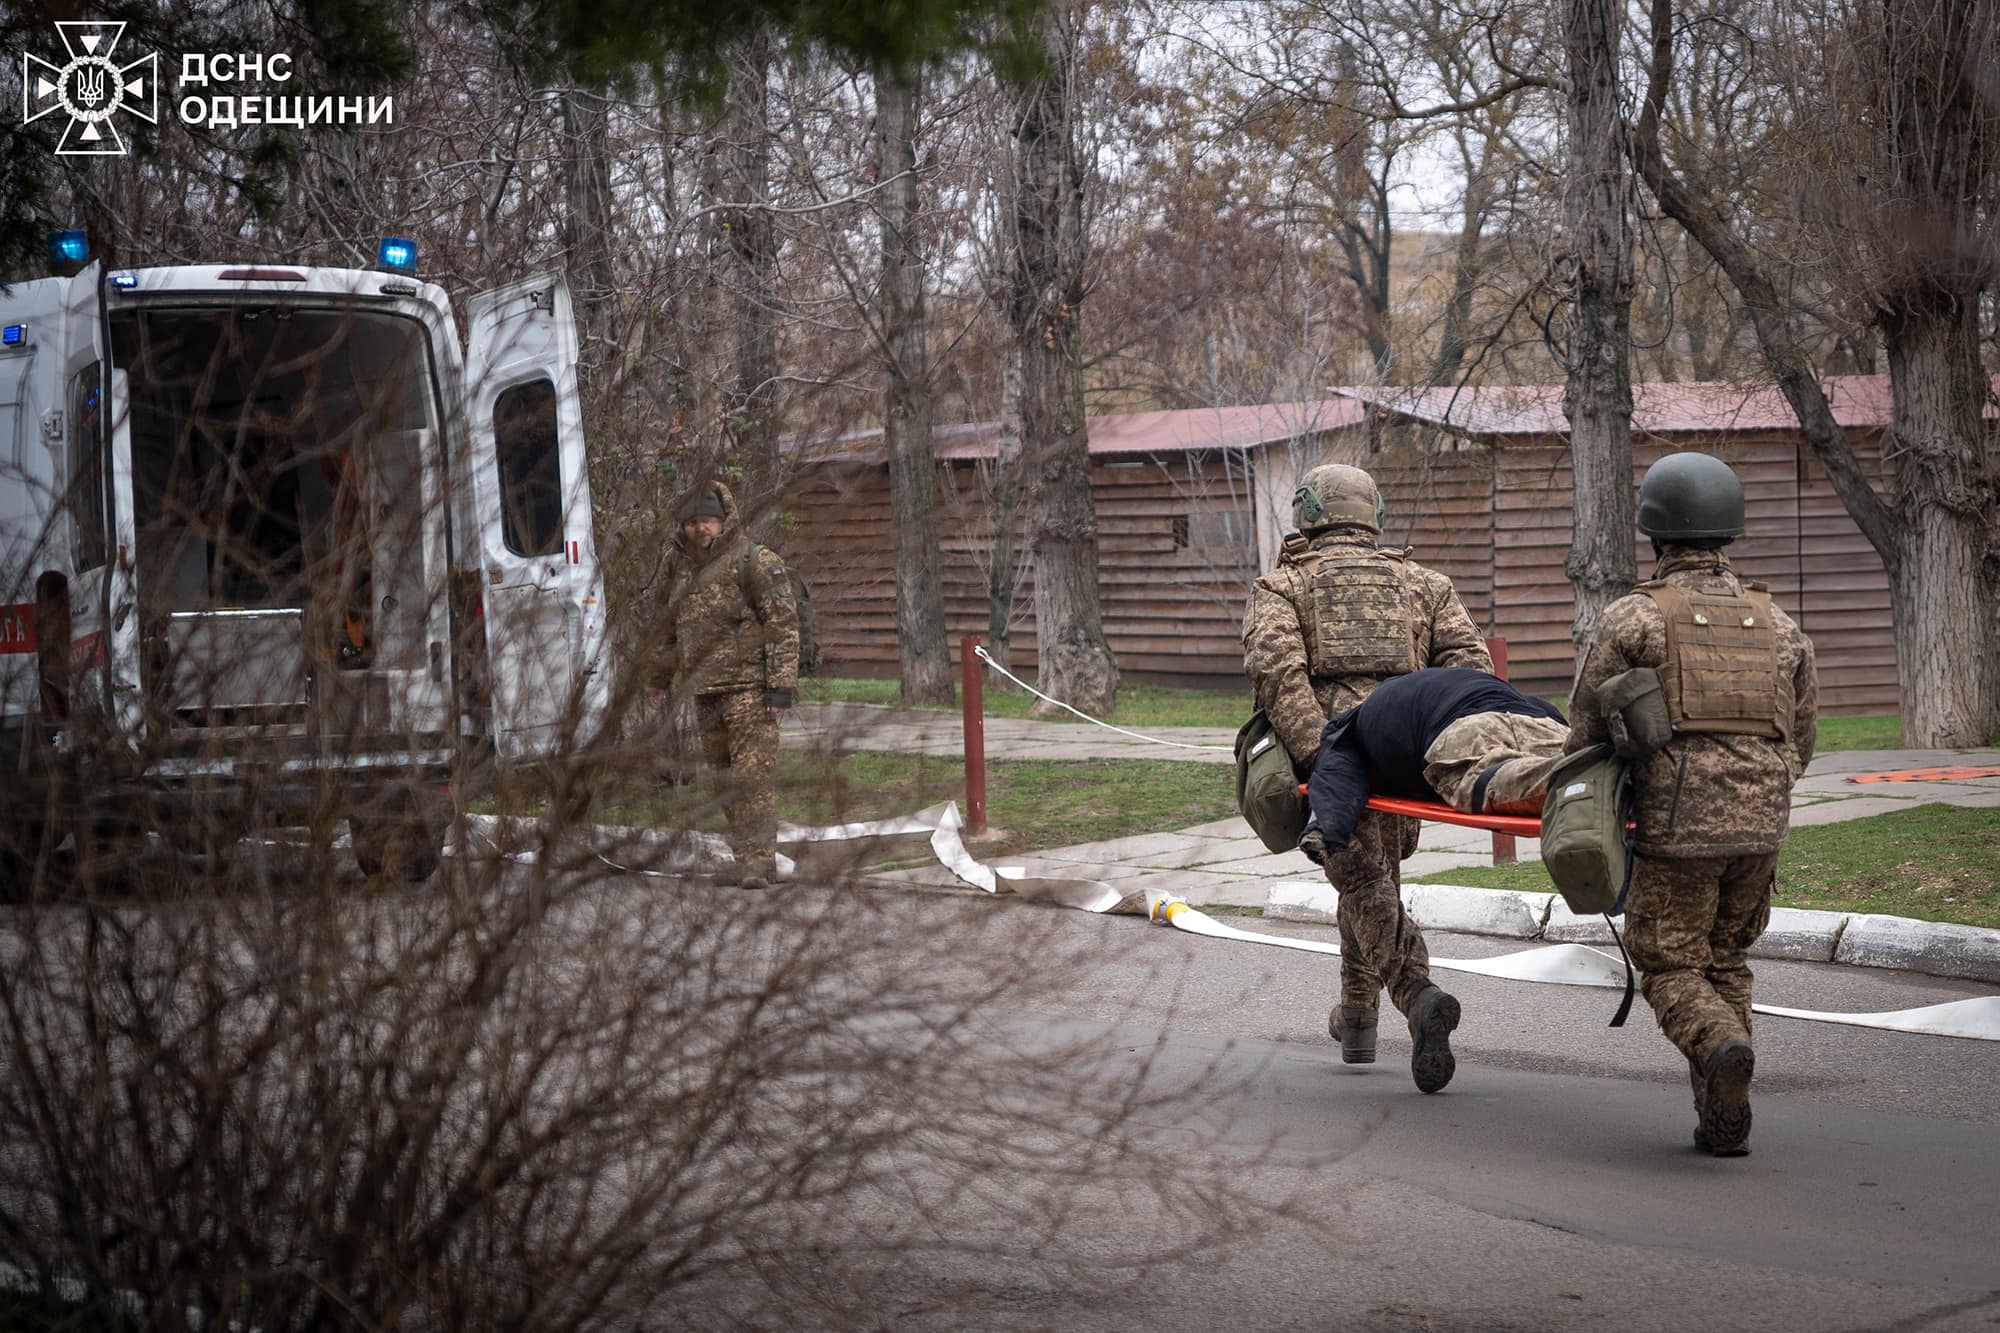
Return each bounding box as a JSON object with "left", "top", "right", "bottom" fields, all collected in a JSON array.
[
  {"left": 60, "top": 262, "right": 141, "bottom": 747},
  {"left": 464, "top": 272, "right": 605, "bottom": 760},
  {"left": 0, "top": 276, "right": 66, "bottom": 730}
]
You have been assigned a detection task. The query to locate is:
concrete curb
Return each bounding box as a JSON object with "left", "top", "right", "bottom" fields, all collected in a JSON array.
[
  {"left": 1263, "top": 880, "right": 2000, "bottom": 985},
  {"left": 1835, "top": 914, "right": 2000, "bottom": 984}
]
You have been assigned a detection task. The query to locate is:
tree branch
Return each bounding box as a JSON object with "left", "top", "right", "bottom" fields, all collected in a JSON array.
[{"left": 1627, "top": 0, "right": 1901, "bottom": 561}]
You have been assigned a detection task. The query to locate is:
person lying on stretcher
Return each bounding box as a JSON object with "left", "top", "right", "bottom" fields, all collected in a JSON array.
[{"left": 1301, "top": 667, "right": 1568, "bottom": 863}]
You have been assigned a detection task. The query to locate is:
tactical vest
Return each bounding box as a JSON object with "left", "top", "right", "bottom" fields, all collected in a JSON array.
[
  {"left": 1290, "top": 544, "right": 1418, "bottom": 679},
  {"left": 1638, "top": 580, "right": 1792, "bottom": 742}
]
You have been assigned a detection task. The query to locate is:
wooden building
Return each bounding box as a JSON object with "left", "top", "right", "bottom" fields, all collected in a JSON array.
[
  {"left": 785, "top": 402, "right": 1360, "bottom": 686},
  {"left": 1353, "top": 378, "right": 1905, "bottom": 713},
  {"left": 786, "top": 379, "right": 1925, "bottom": 713}
]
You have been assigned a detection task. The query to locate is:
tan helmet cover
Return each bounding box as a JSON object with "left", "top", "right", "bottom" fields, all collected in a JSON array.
[{"left": 1293, "top": 463, "right": 1383, "bottom": 534}]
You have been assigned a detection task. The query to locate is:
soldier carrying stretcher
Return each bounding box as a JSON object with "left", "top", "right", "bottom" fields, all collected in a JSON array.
[{"left": 1242, "top": 463, "right": 1492, "bottom": 1092}]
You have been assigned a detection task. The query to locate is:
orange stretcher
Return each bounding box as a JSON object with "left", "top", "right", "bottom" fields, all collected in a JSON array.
[
  {"left": 1297, "top": 782, "right": 1543, "bottom": 837},
  {"left": 1364, "top": 795, "right": 1543, "bottom": 838},
  {"left": 1295, "top": 785, "right": 1634, "bottom": 844}
]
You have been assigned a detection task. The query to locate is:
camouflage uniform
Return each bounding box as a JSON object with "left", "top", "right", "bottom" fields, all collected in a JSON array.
[
  {"left": 652, "top": 482, "right": 801, "bottom": 881},
  {"left": 1242, "top": 470, "right": 1492, "bottom": 1024},
  {"left": 1423, "top": 711, "right": 1573, "bottom": 815},
  {"left": 1567, "top": 545, "right": 1817, "bottom": 1119}
]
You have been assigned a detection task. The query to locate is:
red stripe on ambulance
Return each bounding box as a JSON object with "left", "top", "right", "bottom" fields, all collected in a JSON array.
[{"left": 0, "top": 603, "right": 34, "bottom": 653}]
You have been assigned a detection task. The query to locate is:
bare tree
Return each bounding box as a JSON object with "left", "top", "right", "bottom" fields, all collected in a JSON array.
[
  {"left": 561, "top": 89, "right": 618, "bottom": 348},
  {"left": 876, "top": 62, "right": 956, "bottom": 704},
  {"left": 986, "top": 346, "right": 1027, "bottom": 671},
  {"left": 1630, "top": 0, "right": 2000, "bottom": 745},
  {"left": 1004, "top": 2, "right": 1117, "bottom": 716},
  {"left": 713, "top": 31, "right": 784, "bottom": 514},
  {"left": 1559, "top": 0, "right": 1637, "bottom": 652}
]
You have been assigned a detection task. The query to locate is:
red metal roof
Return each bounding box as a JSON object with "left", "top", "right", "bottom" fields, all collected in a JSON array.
[
  {"left": 794, "top": 398, "right": 1364, "bottom": 464},
  {"left": 791, "top": 375, "right": 1995, "bottom": 466},
  {"left": 1335, "top": 374, "right": 1999, "bottom": 438}
]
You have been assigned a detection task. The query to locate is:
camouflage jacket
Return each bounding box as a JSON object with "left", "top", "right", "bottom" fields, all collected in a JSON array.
[
  {"left": 1242, "top": 530, "right": 1493, "bottom": 767},
  {"left": 649, "top": 482, "right": 801, "bottom": 697},
  {"left": 1566, "top": 547, "right": 1818, "bottom": 858}
]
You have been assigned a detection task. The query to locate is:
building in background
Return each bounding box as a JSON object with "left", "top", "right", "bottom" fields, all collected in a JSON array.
[{"left": 784, "top": 377, "right": 1968, "bottom": 712}]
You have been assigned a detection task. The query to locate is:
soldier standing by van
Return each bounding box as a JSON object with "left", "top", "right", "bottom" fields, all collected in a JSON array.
[
  {"left": 653, "top": 481, "right": 800, "bottom": 890},
  {"left": 1242, "top": 464, "right": 1493, "bottom": 1092},
  {"left": 1566, "top": 453, "right": 1817, "bottom": 1155}
]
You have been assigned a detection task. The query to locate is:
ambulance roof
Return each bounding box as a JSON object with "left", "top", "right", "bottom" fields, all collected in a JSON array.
[{"left": 104, "top": 264, "right": 451, "bottom": 314}]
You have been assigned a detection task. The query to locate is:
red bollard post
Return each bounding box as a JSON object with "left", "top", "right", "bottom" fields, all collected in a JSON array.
[
  {"left": 962, "top": 636, "right": 987, "bottom": 836},
  {"left": 1485, "top": 635, "right": 1518, "bottom": 865}
]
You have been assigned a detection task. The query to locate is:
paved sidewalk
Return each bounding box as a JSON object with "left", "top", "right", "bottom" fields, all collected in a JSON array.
[{"left": 795, "top": 702, "right": 2000, "bottom": 910}]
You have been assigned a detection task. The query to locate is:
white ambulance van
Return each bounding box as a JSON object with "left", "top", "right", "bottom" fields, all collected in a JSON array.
[{"left": 0, "top": 237, "right": 609, "bottom": 879}]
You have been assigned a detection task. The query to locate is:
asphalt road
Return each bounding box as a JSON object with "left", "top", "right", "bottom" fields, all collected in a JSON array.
[
  {"left": 743, "top": 889, "right": 2000, "bottom": 1332},
  {"left": 52, "top": 840, "right": 1989, "bottom": 1330}
]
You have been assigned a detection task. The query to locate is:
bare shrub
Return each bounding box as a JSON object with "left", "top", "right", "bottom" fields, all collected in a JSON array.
[{"left": 0, "top": 641, "right": 1286, "bottom": 1329}]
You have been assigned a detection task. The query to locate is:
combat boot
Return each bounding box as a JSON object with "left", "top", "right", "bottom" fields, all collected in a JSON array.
[
  {"left": 1406, "top": 985, "right": 1462, "bottom": 1094},
  {"left": 1328, "top": 1005, "right": 1378, "bottom": 1064},
  {"left": 1697, "top": 1040, "right": 1754, "bottom": 1156}
]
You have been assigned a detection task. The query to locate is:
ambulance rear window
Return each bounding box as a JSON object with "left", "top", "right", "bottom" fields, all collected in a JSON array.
[{"left": 494, "top": 376, "right": 561, "bottom": 557}]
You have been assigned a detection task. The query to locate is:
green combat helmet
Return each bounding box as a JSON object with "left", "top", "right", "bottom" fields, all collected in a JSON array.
[
  {"left": 1636, "top": 452, "right": 1744, "bottom": 542},
  {"left": 1293, "top": 463, "right": 1385, "bottom": 534},
  {"left": 676, "top": 487, "right": 727, "bottom": 522}
]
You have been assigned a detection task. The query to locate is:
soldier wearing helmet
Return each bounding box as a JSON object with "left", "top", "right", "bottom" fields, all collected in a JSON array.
[
  {"left": 1565, "top": 451, "right": 1818, "bottom": 1155},
  {"left": 649, "top": 479, "right": 801, "bottom": 890},
  {"left": 1242, "top": 462, "right": 1493, "bottom": 1093}
]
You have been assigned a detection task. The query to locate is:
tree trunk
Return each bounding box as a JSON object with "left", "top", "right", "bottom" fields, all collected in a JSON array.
[
  {"left": 1425, "top": 139, "right": 1492, "bottom": 387},
  {"left": 987, "top": 345, "right": 1023, "bottom": 676},
  {"left": 1007, "top": 4, "right": 1117, "bottom": 717},
  {"left": 876, "top": 64, "right": 954, "bottom": 706},
  {"left": 559, "top": 89, "right": 619, "bottom": 474},
  {"left": 1560, "top": 0, "right": 1637, "bottom": 656},
  {"left": 559, "top": 89, "right": 615, "bottom": 350},
  {"left": 723, "top": 31, "right": 780, "bottom": 521},
  {"left": 1880, "top": 299, "right": 2000, "bottom": 745}
]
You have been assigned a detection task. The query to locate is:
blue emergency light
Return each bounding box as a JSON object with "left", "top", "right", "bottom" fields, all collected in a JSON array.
[
  {"left": 1, "top": 325, "right": 24, "bottom": 347},
  {"left": 111, "top": 271, "right": 138, "bottom": 289},
  {"left": 377, "top": 236, "right": 418, "bottom": 274},
  {"left": 50, "top": 230, "right": 89, "bottom": 266}
]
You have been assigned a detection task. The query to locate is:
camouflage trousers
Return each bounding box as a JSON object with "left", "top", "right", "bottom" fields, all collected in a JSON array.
[
  {"left": 1422, "top": 711, "right": 1571, "bottom": 815},
  {"left": 1325, "top": 808, "right": 1432, "bottom": 1015},
  {"left": 1624, "top": 853, "right": 1778, "bottom": 1107},
  {"left": 694, "top": 688, "right": 780, "bottom": 879}
]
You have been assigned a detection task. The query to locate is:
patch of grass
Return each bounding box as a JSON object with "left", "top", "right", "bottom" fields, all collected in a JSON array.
[
  {"left": 1775, "top": 803, "right": 2000, "bottom": 924},
  {"left": 502, "top": 749, "right": 1237, "bottom": 862},
  {"left": 1412, "top": 802, "right": 2000, "bottom": 928},
  {"left": 1815, "top": 714, "right": 1903, "bottom": 751},
  {"left": 796, "top": 677, "right": 907, "bottom": 708},
  {"left": 801, "top": 683, "right": 1940, "bottom": 754},
  {"left": 800, "top": 676, "right": 1250, "bottom": 729},
  {"left": 793, "top": 751, "right": 1236, "bottom": 860}
]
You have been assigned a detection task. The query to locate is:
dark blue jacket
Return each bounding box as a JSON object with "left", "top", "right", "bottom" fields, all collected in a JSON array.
[{"left": 1306, "top": 668, "right": 1565, "bottom": 850}]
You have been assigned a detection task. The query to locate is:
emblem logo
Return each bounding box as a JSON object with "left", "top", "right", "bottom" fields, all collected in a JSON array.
[{"left": 21, "top": 21, "right": 158, "bottom": 156}]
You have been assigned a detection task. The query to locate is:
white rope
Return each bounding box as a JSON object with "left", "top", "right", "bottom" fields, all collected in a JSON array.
[{"left": 972, "top": 645, "right": 1233, "bottom": 753}]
